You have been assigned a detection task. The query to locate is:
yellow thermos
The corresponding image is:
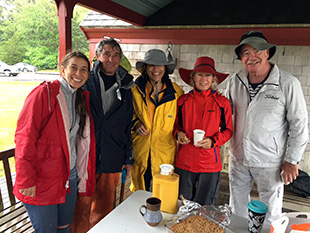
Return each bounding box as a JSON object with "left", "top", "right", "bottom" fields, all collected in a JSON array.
[{"left": 152, "top": 164, "right": 179, "bottom": 214}]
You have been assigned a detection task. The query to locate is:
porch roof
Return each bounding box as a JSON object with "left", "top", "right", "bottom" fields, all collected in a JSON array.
[{"left": 54, "top": 0, "right": 310, "bottom": 62}]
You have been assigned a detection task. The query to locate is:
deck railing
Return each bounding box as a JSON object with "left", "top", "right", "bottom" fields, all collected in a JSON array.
[{"left": 0, "top": 148, "right": 15, "bottom": 211}]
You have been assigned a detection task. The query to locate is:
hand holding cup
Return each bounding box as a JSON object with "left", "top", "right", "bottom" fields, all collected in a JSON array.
[{"left": 193, "top": 129, "right": 205, "bottom": 146}]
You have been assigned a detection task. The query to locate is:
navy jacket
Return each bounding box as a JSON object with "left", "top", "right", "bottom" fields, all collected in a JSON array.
[{"left": 84, "top": 60, "right": 134, "bottom": 173}]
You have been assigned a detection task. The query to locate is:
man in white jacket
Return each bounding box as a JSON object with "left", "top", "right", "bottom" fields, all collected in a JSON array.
[{"left": 226, "top": 31, "right": 308, "bottom": 226}]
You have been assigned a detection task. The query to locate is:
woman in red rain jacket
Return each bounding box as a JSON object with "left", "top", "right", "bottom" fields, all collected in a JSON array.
[
  {"left": 13, "top": 51, "right": 96, "bottom": 233},
  {"left": 174, "top": 56, "right": 233, "bottom": 205}
]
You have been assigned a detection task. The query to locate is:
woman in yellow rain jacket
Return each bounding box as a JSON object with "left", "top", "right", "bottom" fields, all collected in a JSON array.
[{"left": 130, "top": 49, "right": 184, "bottom": 191}]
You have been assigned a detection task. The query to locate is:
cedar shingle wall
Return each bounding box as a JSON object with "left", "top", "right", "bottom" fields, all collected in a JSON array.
[{"left": 121, "top": 43, "right": 310, "bottom": 174}]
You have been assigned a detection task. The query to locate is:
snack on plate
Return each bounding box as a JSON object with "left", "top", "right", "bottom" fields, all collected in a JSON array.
[
  {"left": 169, "top": 215, "right": 224, "bottom": 233},
  {"left": 184, "top": 135, "right": 190, "bottom": 143},
  {"left": 166, "top": 205, "right": 232, "bottom": 233}
]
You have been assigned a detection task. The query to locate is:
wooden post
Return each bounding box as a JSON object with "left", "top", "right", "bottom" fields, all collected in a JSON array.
[{"left": 55, "top": 0, "right": 74, "bottom": 66}]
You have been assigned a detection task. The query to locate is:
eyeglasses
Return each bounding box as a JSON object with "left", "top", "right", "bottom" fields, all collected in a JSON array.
[{"left": 102, "top": 36, "right": 121, "bottom": 43}]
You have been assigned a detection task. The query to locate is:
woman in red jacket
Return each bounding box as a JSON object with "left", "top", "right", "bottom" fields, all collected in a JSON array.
[
  {"left": 13, "top": 51, "right": 96, "bottom": 233},
  {"left": 174, "top": 56, "right": 233, "bottom": 205}
]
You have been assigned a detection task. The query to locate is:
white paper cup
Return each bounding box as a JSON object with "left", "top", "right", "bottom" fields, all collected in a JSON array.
[{"left": 193, "top": 129, "right": 205, "bottom": 146}]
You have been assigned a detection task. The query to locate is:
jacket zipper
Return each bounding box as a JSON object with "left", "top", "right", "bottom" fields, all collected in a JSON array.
[
  {"left": 46, "top": 82, "right": 51, "bottom": 112},
  {"left": 176, "top": 144, "right": 182, "bottom": 158},
  {"left": 236, "top": 74, "right": 251, "bottom": 101},
  {"left": 214, "top": 147, "right": 218, "bottom": 162}
]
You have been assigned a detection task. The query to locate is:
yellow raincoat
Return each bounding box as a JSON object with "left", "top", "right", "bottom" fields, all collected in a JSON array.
[{"left": 130, "top": 77, "right": 184, "bottom": 192}]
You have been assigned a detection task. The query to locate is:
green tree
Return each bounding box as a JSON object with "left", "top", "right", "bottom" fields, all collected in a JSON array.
[
  {"left": 0, "top": 0, "right": 90, "bottom": 68},
  {"left": 0, "top": 0, "right": 19, "bottom": 61},
  {"left": 13, "top": 0, "right": 60, "bottom": 68},
  {"left": 1, "top": 36, "right": 25, "bottom": 65},
  {"left": 72, "top": 5, "right": 89, "bottom": 56}
]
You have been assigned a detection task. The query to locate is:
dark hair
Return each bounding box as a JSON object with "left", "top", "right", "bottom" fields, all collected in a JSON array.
[
  {"left": 95, "top": 38, "right": 123, "bottom": 58},
  {"left": 142, "top": 64, "right": 170, "bottom": 84},
  {"left": 61, "top": 51, "right": 90, "bottom": 138},
  {"left": 61, "top": 51, "right": 90, "bottom": 72}
]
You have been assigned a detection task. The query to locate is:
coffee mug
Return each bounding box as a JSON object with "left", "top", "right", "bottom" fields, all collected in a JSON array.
[{"left": 139, "top": 197, "right": 163, "bottom": 227}]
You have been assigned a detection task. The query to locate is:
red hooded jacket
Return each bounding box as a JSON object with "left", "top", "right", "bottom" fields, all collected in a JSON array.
[
  {"left": 13, "top": 80, "right": 96, "bottom": 205},
  {"left": 174, "top": 88, "right": 233, "bottom": 173}
]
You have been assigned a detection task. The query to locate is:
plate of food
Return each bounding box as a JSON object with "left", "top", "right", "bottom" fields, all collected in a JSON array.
[{"left": 165, "top": 206, "right": 235, "bottom": 233}]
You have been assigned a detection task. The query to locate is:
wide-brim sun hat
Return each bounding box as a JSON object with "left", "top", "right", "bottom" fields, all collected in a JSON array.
[
  {"left": 136, "top": 49, "right": 176, "bottom": 74},
  {"left": 235, "top": 30, "right": 276, "bottom": 60},
  {"left": 179, "top": 56, "right": 229, "bottom": 86}
]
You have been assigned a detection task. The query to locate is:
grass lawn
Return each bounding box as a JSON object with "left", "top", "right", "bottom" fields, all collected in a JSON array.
[{"left": 0, "top": 81, "right": 40, "bottom": 177}]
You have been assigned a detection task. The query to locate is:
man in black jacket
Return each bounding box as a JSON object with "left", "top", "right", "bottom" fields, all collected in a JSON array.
[{"left": 72, "top": 38, "right": 134, "bottom": 232}]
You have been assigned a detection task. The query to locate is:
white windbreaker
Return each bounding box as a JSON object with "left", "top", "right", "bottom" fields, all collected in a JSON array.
[{"left": 226, "top": 64, "right": 308, "bottom": 167}]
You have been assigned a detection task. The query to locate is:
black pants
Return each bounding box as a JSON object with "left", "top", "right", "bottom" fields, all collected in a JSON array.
[
  {"left": 144, "top": 155, "right": 152, "bottom": 191},
  {"left": 175, "top": 167, "right": 221, "bottom": 205}
]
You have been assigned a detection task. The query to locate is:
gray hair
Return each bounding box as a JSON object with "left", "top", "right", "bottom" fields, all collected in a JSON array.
[{"left": 95, "top": 38, "right": 123, "bottom": 58}]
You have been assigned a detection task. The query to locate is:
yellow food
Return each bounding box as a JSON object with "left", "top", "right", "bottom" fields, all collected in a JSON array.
[
  {"left": 184, "top": 136, "right": 190, "bottom": 143},
  {"left": 169, "top": 215, "right": 224, "bottom": 233}
]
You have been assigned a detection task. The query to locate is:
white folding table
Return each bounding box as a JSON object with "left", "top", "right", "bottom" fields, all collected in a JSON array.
[{"left": 88, "top": 190, "right": 270, "bottom": 233}]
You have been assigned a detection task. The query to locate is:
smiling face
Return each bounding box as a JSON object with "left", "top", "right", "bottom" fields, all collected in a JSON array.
[
  {"left": 96, "top": 44, "right": 121, "bottom": 76},
  {"left": 61, "top": 57, "right": 89, "bottom": 90},
  {"left": 240, "top": 44, "right": 270, "bottom": 75},
  {"left": 146, "top": 65, "right": 165, "bottom": 84},
  {"left": 192, "top": 72, "right": 215, "bottom": 91}
]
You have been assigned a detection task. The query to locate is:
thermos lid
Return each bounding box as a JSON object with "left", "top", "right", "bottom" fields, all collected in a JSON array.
[
  {"left": 160, "top": 164, "right": 174, "bottom": 175},
  {"left": 247, "top": 200, "right": 268, "bottom": 214}
]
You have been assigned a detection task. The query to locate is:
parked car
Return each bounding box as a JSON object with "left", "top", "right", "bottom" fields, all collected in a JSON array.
[
  {"left": 0, "top": 61, "right": 21, "bottom": 76},
  {"left": 15, "top": 62, "right": 38, "bottom": 72}
]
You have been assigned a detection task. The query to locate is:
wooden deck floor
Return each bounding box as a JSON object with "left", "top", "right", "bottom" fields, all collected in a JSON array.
[{"left": 115, "top": 174, "right": 133, "bottom": 206}]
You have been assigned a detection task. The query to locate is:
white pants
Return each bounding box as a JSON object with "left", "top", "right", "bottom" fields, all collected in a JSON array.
[{"left": 229, "top": 159, "right": 284, "bottom": 226}]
